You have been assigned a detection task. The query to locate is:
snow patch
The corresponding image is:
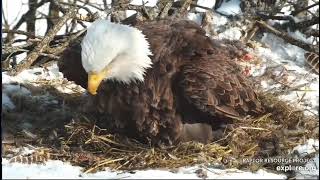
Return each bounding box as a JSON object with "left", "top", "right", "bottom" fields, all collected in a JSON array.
[
  {"left": 196, "top": 0, "right": 215, "bottom": 12},
  {"left": 249, "top": 33, "right": 320, "bottom": 116},
  {"left": 130, "top": 0, "right": 157, "bottom": 6},
  {"left": 2, "top": 63, "right": 64, "bottom": 84},
  {"left": 211, "top": 12, "right": 228, "bottom": 27},
  {"left": 2, "top": 158, "right": 287, "bottom": 179},
  {"left": 260, "top": 33, "right": 306, "bottom": 67},
  {"left": 2, "top": 0, "right": 29, "bottom": 27},
  {"left": 126, "top": 10, "right": 137, "bottom": 17},
  {"left": 288, "top": 30, "right": 314, "bottom": 44},
  {"left": 2, "top": 93, "right": 15, "bottom": 110},
  {"left": 217, "top": 27, "right": 242, "bottom": 40},
  {"left": 216, "top": 0, "right": 241, "bottom": 16},
  {"left": 3, "top": 84, "right": 31, "bottom": 96},
  {"left": 187, "top": 13, "right": 203, "bottom": 25},
  {"left": 293, "top": 139, "right": 319, "bottom": 179},
  {"left": 294, "top": 139, "right": 319, "bottom": 156}
]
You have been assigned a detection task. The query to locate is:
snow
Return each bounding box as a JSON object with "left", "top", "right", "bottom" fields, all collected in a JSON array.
[
  {"left": 216, "top": 0, "right": 242, "bottom": 16},
  {"left": 187, "top": 13, "right": 203, "bottom": 25},
  {"left": 2, "top": 93, "right": 15, "bottom": 110},
  {"left": 131, "top": 0, "right": 157, "bottom": 6},
  {"left": 281, "top": 5, "right": 294, "bottom": 16},
  {"left": 308, "top": 0, "right": 319, "bottom": 14},
  {"left": 210, "top": 13, "right": 228, "bottom": 27},
  {"left": 248, "top": 33, "right": 320, "bottom": 116},
  {"left": 293, "top": 139, "right": 319, "bottom": 179},
  {"left": 294, "top": 139, "right": 319, "bottom": 156},
  {"left": 196, "top": 0, "right": 216, "bottom": 12},
  {"left": 2, "top": 64, "right": 64, "bottom": 84},
  {"left": 35, "top": 2, "right": 50, "bottom": 36},
  {"left": 2, "top": 63, "right": 85, "bottom": 96},
  {"left": 2, "top": 157, "right": 287, "bottom": 179},
  {"left": 2, "top": 0, "right": 29, "bottom": 27},
  {"left": 3, "top": 84, "right": 31, "bottom": 96},
  {"left": 217, "top": 27, "right": 242, "bottom": 40},
  {"left": 126, "top": 10, "right": 137, "bottom": 17},
  {"left": 288, "top": 29, "right": 314, "bottom": 44}
]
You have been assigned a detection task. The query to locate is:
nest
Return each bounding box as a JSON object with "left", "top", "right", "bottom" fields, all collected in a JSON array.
[{"left": 2, "top": 82, "right": 319, "bottom": 176}]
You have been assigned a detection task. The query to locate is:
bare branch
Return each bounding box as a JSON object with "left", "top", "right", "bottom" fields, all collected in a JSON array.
[
  {"left": 11, "top": 7, "right": 77, "bottom": 75},
  {"left": 2, "top": 42, "right": 36, "bottom": 56},
  {"left": 50, "top": 0, "right": 91, "bottom": 26},
  {"left": 59, "top": 0, "right": 95, "bottom": 17},
  {"left": 78, "top": 0, "right": 105, "bottom": 11},
  {"left": 294, "top": 16, "right": 319, "bottom": 30},
  {"left": 27, "top": 0, "right": 37, "bottom": 37},
  {"left": 11, "top": 0, "right": 48, "bottom": 32},
  {"left": 47, "top": 1, "right": 60, "bottom": 34},
  {"left": 291, "top": 2, "right": 319, "bottom": 16},
  {"left": 2, "top": 29, "right": 42, "bottom": 39},
  {"left": 157, "top": 0, "right": 174, "bottom": 18}
]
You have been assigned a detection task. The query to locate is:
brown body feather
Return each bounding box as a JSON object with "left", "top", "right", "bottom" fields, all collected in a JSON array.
[{"left": 58, "top": 20, "right": 264, "bottom": 145}]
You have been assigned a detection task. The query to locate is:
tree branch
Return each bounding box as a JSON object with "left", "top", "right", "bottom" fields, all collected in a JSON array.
[
  {"left": 2, "top": 29, "right": 42, "bottom": 39},
  {"left": 294, "top": 16, "right": 319, "bottom": 30},
  {"left": 291, "top": 2, "right": 319, "bottom": 16},
  {"left": 11, "top": 8, "right": 77, "bottom": 75}
]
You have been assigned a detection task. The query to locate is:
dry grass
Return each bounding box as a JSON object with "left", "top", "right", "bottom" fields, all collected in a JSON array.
[{"left": 2, "top": 82, "right": 319, "bottom": 175}]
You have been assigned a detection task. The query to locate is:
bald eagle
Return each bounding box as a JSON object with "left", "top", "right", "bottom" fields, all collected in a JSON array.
[{"left": 58, "top": 19, "right": 264, "bottom": 145}]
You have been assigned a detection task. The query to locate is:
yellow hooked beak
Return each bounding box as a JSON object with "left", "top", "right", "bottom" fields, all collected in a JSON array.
[{"left": 87, "top": 67, "right": 109, "bottom": 95}]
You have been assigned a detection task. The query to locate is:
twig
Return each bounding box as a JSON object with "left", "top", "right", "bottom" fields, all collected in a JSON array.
[
  {"left": 291, "top": 2, "right": 320, "bottom": 16},
  {"left": 256, "top": 12, "right": 296, "bottom": 22},
  {"left": 11, "top": 8, "right": 77, "bottom": 75},
  {"left": 2, "top": 31, "right": 82, "bottom": 60},
  {"left": 76, "top": 12, "right": 100, "bottom": 22},
  {"left": 304, "top": 28, "right": 320, "bottom": 37},
  {"left": 10, "top": 0, "right": 48, "bottom": 33},
  {"left": 241, "top": 22, "right": 260, "bottom": 43},
  {"left": 2, "top": 29, "right": 42, "bottom": 39},
  {"left": 191, "top": 2, "right": 212, "bottom": 11},
  {"left": 239, "top": 126, "right": 270, "bottom": 131},
  {"left": 157, "top": 0, "right": 174, "bottom": 19},
  {"left": 84, "top": 158, "right": 125, "bottom": 173},
  {"left": 50, "top": 0, "right": 88, "bottom": 27},
  {"left": 78, "top": 0, "right": 104, "bottom": 11},
  {"left": 2, "top": 42, "right": 36, "bottom": 55},
  {"left": 59, "top": 1, "right": 94, "bottom": 17}
]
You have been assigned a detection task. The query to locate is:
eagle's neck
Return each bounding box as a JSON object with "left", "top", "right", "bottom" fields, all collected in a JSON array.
[{"left": 81, "top": 19, "right": 153, "bottom": 83}]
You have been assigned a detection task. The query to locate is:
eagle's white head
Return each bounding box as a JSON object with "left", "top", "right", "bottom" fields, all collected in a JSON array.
[{"left": 81, "top": 19, "right": 153, "bottom": 95}]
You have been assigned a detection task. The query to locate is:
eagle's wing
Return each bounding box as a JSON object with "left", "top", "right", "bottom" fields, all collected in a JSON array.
[
  {"left": 174, "top": 21, "right": 264, "bottom": 119},
  {"left": 180, "top": 56, "right": 264, "bottom": 119},
  {"left": 58, "top": 39, "right": 87, "bottom": 89}
]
